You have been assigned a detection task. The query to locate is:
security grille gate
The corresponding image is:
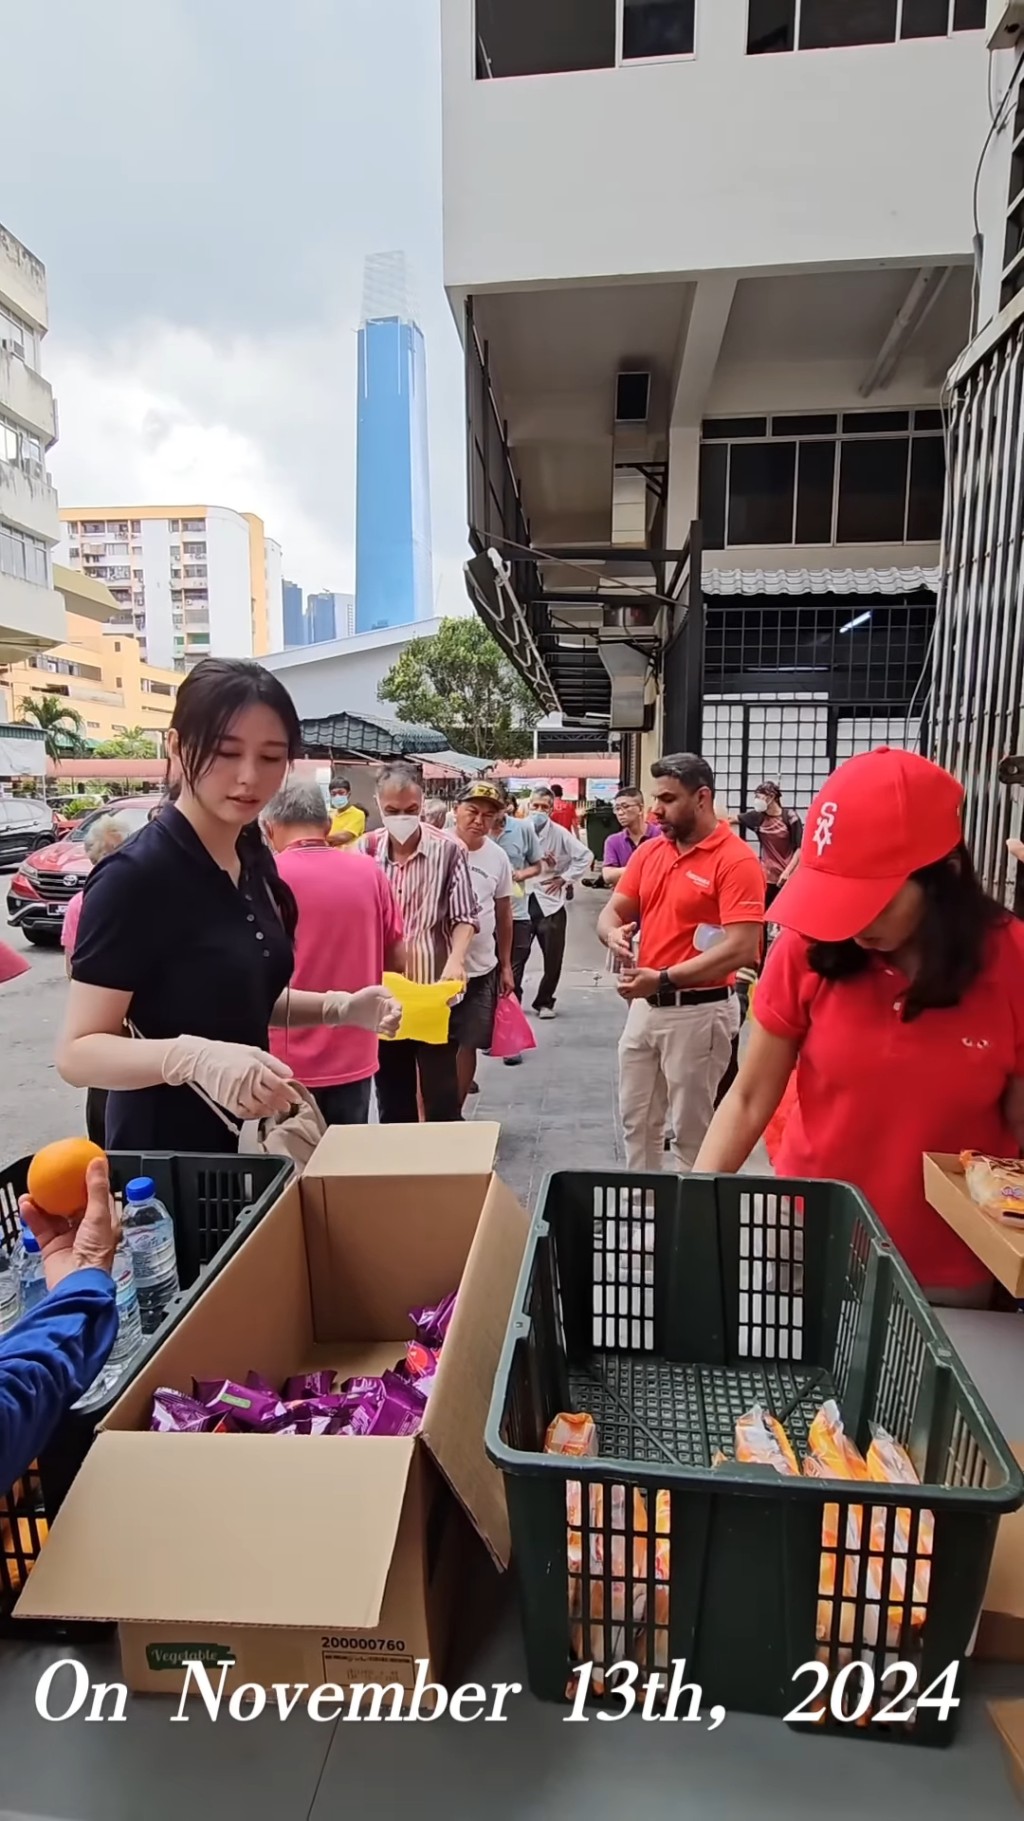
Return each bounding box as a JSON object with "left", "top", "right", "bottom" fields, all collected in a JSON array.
[
  {"left": 704, "top": 697, "right": 920, "bottom": 820},
  {"left": 931, "top": 314, "right": 1024, "bottom": 905}
]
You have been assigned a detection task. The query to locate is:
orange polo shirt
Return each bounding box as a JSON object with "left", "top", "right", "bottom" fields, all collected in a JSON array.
[{"left": 619, "top": 821, "right": 765, "bottom": 980}]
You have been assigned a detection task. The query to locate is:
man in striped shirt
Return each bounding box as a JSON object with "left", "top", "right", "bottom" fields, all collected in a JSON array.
[{"left": 359, "top": 762, "right": 478, "bottom": 1122}]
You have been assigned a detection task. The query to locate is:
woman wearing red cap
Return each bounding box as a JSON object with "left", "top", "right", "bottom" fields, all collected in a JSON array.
[{"left": 697, "top": 748, "right": 1024, "bottom": 1305}]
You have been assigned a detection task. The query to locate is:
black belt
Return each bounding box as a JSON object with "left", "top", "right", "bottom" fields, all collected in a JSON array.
[{"left": 646, "top": 986, "right": 732, "bottom": 1009}]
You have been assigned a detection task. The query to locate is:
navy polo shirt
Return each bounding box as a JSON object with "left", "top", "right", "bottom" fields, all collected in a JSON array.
[{"left": 71, "top": 808, "right": 294, "bottom": 1153}]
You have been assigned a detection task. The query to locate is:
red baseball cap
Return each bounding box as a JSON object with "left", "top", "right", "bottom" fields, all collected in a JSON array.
[{"left": 769, "top": 748, "right": 964, "bottom": 943}]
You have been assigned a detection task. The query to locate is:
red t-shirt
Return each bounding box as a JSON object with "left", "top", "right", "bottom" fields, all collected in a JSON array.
[
  {"left": 550, "top": 800, "right": 579, "bottom": 836},
  {"left": 269, "top": 844, "right": 403, "bottom": 1087},
  {"left": 756, "top": 922, "right": 1024, "bottom": 1290},
  {"left": 619, "top": 820, "right": 765, "bottom": 981}
]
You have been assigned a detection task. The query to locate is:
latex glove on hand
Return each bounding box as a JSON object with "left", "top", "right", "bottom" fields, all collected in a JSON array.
[
  {"left": 323, "top": 985, "right": 403, "bottom": 1035},
  {"left": 161, "top": 1036, "right": 294, "bottom": 1119},
  {"left": 20, "top": 1154, "right": 121, "bottom": 1291}
]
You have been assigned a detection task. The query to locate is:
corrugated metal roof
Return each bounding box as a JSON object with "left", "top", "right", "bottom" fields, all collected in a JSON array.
[{"left": 702, "top": 566, "right": 940, "bottom": 598}]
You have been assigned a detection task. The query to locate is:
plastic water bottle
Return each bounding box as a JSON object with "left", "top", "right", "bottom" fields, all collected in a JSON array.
[
  {"left": 122, "top": 1177, "right": 179, "bottom": 1335},
  {"left": 14, "top": 1224, "right": 47, "bottom": 1316},
  {"left": 105, "top": 1243, "right": 143, "bottom": 1370},
  {"left": 0, "top": 1249, "right": 20, "bottom": 1336}
]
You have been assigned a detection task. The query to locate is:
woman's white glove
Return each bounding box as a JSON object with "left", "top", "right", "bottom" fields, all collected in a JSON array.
[
  {"left": 323, "top": 986, "right": 403, "bottom": 1036},
  {"left": 161, "top": 1036, "right": 294, "bottom": 1119}
]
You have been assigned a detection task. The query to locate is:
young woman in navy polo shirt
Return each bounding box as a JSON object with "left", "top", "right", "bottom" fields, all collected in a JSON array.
[
  {"left": 697, "top": 748, "right": 1024, "bottom": 1306},
  {"left": 57, "top": 659, "right": 398, "bottom": 1152}
]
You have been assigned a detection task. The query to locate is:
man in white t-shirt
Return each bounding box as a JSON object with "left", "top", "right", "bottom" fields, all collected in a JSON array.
[{"left": 451, "top": 781, "right": 515, "bottom": 1108}]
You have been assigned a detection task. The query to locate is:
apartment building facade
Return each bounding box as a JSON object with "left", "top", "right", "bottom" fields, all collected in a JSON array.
[
  {"left": 0, "top": 225, "right": 66, "bottom": 662},
  {"left": 57, "top": 504, "right": 281, "bottom": 670},
  {"left": 444, "top": 0, "right": 989, "bottom": 811},
  {"left": 0, "top": 612, "right": 178, "bottom": 747}
]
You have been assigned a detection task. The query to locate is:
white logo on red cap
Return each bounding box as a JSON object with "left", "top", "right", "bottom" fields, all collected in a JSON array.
[{"left": 812, "top": 801, "right": 838, "bottom": 857}]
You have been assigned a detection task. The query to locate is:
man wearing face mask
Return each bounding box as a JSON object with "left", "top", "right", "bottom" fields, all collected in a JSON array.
[
  {"left": 598, "top": 754, "right": 765, "bottom": 1172},
  {"left": 328, "top": 778, "right": 366, "bottom": 849},
  {"left": 359, "top": 761, "right": 479, "bottom": 1122},
  {"left": 525, "top": 789, "right": 594, "bottom": 1019}
]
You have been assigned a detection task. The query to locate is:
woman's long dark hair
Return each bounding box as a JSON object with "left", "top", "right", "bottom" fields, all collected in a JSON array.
[
  {"left": 808, "top": 842, "right": 1007, "bottom": 1022},
  {"left": 167, "top": 658, "right": 301, "bottom": 942}
]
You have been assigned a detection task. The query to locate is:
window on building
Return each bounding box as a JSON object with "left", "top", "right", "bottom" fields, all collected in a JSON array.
[
  {"left": 0, "top": 303, "right": 38, "bottom": 370},
  {"left": 130, "top": 520, "right": 141, "bottom": 534},
  {"left": 0, "top": 521, "right": 50, "bottom": 586},
  {"left": 699, "top": 408, "right": 945, "bottom": 547},
  {"left": 113, "top": 642, "right": 121, "bottom": 652},
  {"left": 747, "top": 0, "right": 983, "bottom": 52},
  {"left": 476, "top": 0, "right": 693, "bottom": 77},
  {"left": 622, "top": 0, "right": 695, "bottom": 59},
  {"left": 181, "top": 518, "right": 205, "bottom": 532}
]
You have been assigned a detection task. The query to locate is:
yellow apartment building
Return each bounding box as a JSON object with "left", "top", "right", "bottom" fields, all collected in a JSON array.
[{"left": 0, "top": 608, "right": 178, "bottom": 748}]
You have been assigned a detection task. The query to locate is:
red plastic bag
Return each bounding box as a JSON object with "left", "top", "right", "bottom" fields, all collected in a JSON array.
[{"left": 487, "top": 993, "right": 537, "bottom": 1058}]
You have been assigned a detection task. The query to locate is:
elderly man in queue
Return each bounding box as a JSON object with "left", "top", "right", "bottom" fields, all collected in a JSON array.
[
  {"left": 450, "top": 782, "right": 515, "bottom": 1107},
  {"left": 358, "top": 762, "right": 479, "bottom": 1123},
  {"left": 1, "top": 1156, "right": 120, "bottom": 1491},
  {"left": 525, "top": 788, "right": 593, "bottom": 1019},
  {"left": 263, "top": 781, "right": 405, "bottom": 1125}
]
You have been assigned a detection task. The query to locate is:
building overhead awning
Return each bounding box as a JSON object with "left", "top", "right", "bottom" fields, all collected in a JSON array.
[
  {"left": 299, "top": 712, "right": 448, "bottom": 761},
  {"left": 53, "top": 562, "right": 119, "bottom": 623},
  {"left": 410, "top": 748, "right": 492, "bottom": 774},
  {"left": 703, "top": 566, "right": 940, "bottom": 598}
]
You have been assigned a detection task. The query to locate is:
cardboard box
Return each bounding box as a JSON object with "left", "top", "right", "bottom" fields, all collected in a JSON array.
[
  {"left": 977, "top": 1444, "right": 1024, "bottom": 1662},
  {"left": 990, "top": 1701, "right": 1024, "bottom": 1804},
  {"left": 16, "top": 1123, "right": 531, "bottom": 1699},
  {"left": 923, "top": 1154, "right": 1024, "bottom": 1298}
]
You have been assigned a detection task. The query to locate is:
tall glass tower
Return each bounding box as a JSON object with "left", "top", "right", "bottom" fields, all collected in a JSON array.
[{"left": 355, "top": 253, "right": 434, "bottom": 633}]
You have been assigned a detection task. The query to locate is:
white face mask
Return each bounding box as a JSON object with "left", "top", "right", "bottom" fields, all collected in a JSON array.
[
  {"left": 381, "top": 813, "right": 421, "bottom": 845},
  {"left": 532, "top": 811, "right": 550, "bottom": 831}
]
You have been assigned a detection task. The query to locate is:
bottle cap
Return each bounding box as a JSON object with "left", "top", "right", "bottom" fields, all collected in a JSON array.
[
  {"left": 125, "top": 1177, "right": 156, "bottom": 1204},
  {"left": 19, "top": 1221, "right": 40, "bottom": 1255}
]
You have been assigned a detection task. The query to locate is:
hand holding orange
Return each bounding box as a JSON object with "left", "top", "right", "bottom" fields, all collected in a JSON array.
[{"left": 27, "top": 1138, "right": 107, "bottom": 1220}]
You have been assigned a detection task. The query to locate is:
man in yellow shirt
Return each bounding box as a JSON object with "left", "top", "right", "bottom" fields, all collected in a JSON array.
[{"left": 328, "top": 780, "right": 367, "bottom": 848}]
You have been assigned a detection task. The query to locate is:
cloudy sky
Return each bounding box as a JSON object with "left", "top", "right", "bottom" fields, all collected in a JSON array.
[{"left": 4, "top": 0, "right": 470, "bottom": 620}]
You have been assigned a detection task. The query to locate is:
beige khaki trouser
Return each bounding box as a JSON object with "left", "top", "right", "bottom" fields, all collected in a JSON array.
[{"left": 618, "top": 996, "right": 736, "bottom": 1173}]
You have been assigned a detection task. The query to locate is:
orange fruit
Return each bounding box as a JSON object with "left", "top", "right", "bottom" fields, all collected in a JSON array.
[{"left": 27, "top": 1138, "right": 106, "bottom": 1219}]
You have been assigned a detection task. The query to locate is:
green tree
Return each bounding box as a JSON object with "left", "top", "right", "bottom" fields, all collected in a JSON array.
[
  {"left": 377, "top": 617, "right": 541, "bottom": 759},
  {"left": 17, "top": 694, "right": 89, "bottom": 761},
  {"left": 93, "top": 726, "right": 159, "bottom": 759}
]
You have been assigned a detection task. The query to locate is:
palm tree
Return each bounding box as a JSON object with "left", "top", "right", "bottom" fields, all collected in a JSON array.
[{"left": 17, "top": 694, "right": 89, "bottom": 762}]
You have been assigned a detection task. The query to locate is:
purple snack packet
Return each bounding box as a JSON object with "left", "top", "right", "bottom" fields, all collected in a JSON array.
[
  {"left": 409, "top": 1292, "right": 457, "bottom": 1350},
  {"left": 278, "top": 1395, "right": 358, "bottom": 1427},
  {"left": 246, "top": 1371, "right": 282, "bottom": 1398},
  {"left": 151, "top": 1388, "right": 214, "bottom": 1434},
  {"left": 283, "top": 1371, "right": 336, "bottom": 1401},
  {"left": 193, "top": 1379, "right": 288, "bottom": 1431},
  {"left": 274, "top": 1415, "right": 336, "bottom": 1437},
  {"left": 347, "top": 1371, "right": 425, "bottom": 1438}
]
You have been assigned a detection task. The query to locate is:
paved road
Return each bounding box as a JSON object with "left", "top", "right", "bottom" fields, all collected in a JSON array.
[{"left": 0, "top": 923, "right": 83, "bottom": 1170}]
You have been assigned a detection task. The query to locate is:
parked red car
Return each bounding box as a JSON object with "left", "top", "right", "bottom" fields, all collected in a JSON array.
[{"left": 7, "top": 796, "right": 162, "bottom": 945}]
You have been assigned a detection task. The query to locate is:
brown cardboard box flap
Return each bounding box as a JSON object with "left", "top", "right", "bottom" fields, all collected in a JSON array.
[
  {"left": 421, "top": 1174, "right": 531, "bottom": 1570},
  {"left": 923, "top": 1154, "right": 1024, "bottom": 1298},
  {"left": 990, "top": 1701, "right": 1024, "bottom": 1801},
  {"left": 305, "top": 1121, "right": 499, "bottom": 1180},
  {"left": 16, "top": 1430, "right": 416, "bottom": 1629}
]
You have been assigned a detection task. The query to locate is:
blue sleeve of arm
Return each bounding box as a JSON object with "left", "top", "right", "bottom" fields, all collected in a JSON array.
[{"left": 0, "top": 1270, "right": 118, "bottom": 1491}]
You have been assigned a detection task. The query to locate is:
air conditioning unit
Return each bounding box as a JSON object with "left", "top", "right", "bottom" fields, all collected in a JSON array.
[
  {"left": 988, "top": 0, "right": 1024, "bottom": 48},
  {"left": 0, "top": 338, "right": 24, "bottom": 360}
]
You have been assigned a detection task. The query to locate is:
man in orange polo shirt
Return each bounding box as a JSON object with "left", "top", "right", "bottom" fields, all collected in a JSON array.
[{"left": 598, "top": 753, "right": 765, "bottom": 1171}]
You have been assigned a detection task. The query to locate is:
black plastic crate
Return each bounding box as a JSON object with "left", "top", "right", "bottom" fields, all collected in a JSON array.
[
  {"left": 0, "top": 1149, "right": 294, "bottom": 1635},
  {"left": 487, "top": 1171, "right": 1024, "bottom": 1743}
]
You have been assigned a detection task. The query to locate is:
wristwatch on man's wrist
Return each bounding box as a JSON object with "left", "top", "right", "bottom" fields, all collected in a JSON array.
[{"left": 659, "top": 969, "right": 674, "bottom": 996}]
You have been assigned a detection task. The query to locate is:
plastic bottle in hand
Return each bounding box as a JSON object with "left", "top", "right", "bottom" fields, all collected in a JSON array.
[
  {"left": 0, "top": 1248, "right": 20, "bottom": 1336},
  {"left": 122, "top": 1176, "right": 179, "bottom": 1335},
  {"left": 14, "top": 1222, "right": 47, "bottom": 1316}
]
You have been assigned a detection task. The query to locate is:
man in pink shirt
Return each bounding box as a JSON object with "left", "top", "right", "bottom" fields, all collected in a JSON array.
[{"left": 263, "top": 780, "right": 405, "bottom": 1124}]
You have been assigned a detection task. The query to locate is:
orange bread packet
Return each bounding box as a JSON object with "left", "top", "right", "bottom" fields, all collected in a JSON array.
[{"left": 735, "top": 1405, "right": 800, "bottom": 1476}]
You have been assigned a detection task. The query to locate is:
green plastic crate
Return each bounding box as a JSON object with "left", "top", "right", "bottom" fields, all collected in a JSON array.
[
  {"left": 0, "top": 1149, "right": 294, "bottom": 1636},
  {"left": 487, "top": 1170, "right": 1024, "bottom": 1743}
]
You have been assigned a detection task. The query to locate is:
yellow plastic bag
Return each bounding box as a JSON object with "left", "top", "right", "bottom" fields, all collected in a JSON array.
[{"left": 380, "top": 972, "right": 464, "bottom": 1045}]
